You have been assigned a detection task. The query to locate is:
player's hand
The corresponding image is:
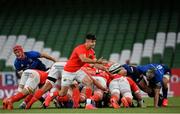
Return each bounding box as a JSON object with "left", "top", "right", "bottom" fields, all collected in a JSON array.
[{"left": 96, "top": 57, "right": 107, "bottom": 64}]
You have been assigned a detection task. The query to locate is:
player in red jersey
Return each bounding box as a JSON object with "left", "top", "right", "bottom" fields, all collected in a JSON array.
[
  {"left": 25, "top": 62, "right": 65, "bottom": 109},
  {"left": 108, "top": 63, "right": 143, "bottom": 108},
  {"left": 3, "top": 69, "right": 48, "bottom": 110},
  {"left": 25, "top": 33, "right": 106, "bottom": 109},
  {"left": 78, "top": 64, "right": 109, "bottom": 109},
  {"left": 59, "top": 33, "right": 107, "bottom": 109}
]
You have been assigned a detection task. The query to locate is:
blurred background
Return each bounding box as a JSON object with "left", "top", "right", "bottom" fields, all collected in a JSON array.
[
  {"left": 0, "top": 0, "right": 180, "bottom": 98},
  {"left": 0, "top": 0, "right": 180, "bottom": 71}
]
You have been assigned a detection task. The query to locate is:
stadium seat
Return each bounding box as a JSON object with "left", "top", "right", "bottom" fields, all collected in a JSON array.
[
  {"left": 119, "top": 50, "right": 131, "bottom": 65},
  {"left": 0, "top": 35, "right": 7, "bottom": 53},
  {"left": 6, "top": 35, "right": 27, "bottom": 67},
  {"left": 153, "top": 32, "right": 166, "bottom": 55},
  {"left": 0, "top": 35, "right": 16, "bottom": 60},
  {"left": 23, "top": 38, "right": 35, "bottom": 51},
  {"left": 165, "top": 32, "right": 176, "bottom": 48},
  {"left": 130, "top": 43, "right": 143, "bottom": 65},
  {"left": 142, "top": 39, "right": 154, "bottom": 59},
  {"left": 32, "top": 41, "right": 44, "bottom": 52},
  {"left": 109, "top": 53, "right": 120, "bottom": 63},
  {"left": 0, "top": 0, "right": 180, "bottom": 69},
  {"left": 163, "top": 32, "right": 176, "bottom": 67}
]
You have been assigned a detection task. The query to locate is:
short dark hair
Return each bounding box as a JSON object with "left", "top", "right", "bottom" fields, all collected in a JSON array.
[{"left": 86, "top": 33, "right": 96, "bottom": 40}]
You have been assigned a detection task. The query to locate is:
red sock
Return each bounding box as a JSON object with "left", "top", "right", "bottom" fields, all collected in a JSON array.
[
  {"left": 57, "top": 95, "right": 69, "bottom": 102},
  {"left": 44, "top": 91, "right": 59, "bottom": 107},
  {"left": 85, "top": 87, "right": 92, "bottom": 98},
  {"left": 44, "top": 95, "right": 52, "bottom": 107},
  {"left": 110, "top": 95, "right": 119, "bottom": 102},
  {"left": 72, "top": 87, "right": 80, "bottom": 108},
  {"left": 24, "top": 94, "right": 33, "bottom": 104},
  {"left": 34, "top": 89, "right": 44, "bottom": 99},
  {"left": 53, "top": 90, "right": 59, "bottom": 97},
  {"left": 91, "top": 94, "right": 100, "bottom": 102},
  {"left": 11, "top": 92, "right": 25, "bottom": 103},
  {"left": 26, "top": 89, "right": 44, "bottom": 109},
  {"left": 125, "top": 97, "right": 132, "bottom": 106}
]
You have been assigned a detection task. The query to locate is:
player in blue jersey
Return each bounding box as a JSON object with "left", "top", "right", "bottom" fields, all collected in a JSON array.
[
  {"left": 13, "top": 45, "right": 57, "bottom": 77},
  {"left": 113, "top": 63, "right": 170, "bottom": 107},
  {"left": 12, "top": 45, "right": 57, "bottom": 108},
  {"left": 137, "top": 64, "right": 171, "bottom": 107},
  {"left": 120, "top": 64, "right": 142, "bottom": 83}
]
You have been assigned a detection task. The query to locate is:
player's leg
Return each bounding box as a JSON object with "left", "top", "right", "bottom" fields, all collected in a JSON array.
[
  {"left": 121, "top": 92, "right": 133, "bottom": 108},
  {"left": 127, "top": 77, "right": 144, "bottom": 107},
  {"left": 119, "top": 78, "right": 133, "bottom": 108},
  {"left": 91, "top": 77, "right": 107, "bottom": 104},
  {"left": 75, "top": 70, "right": 95, "bottom": 109},
  {"left": 58, "top": 70, "right": 76, "bottom": 103},
  {"left": 44, "top": 89, "right": 59, "bottom": 107},
  {"left": 109, "top": 80, "right": 120, "bottom": 109},
  {"left": 162, "top": 75, "right": 170, "bottom": 107},
  {"left": 3, "top": 70, "right": 28, "bottom": 109},
  {"left": 71, "top": 81, "right": 80, "bottom": 108},
  {"left": 4, "top": 69, "right": 40, "bottom": 110},
  {"left": 26, "top": 66, "right": 60, "bottom": 109}
]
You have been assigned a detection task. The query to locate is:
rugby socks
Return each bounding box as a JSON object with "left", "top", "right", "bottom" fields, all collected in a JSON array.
[
  {"left": 110, "top": 95, "right": 119, "bottom": 102},
  {"left": 110, "top": 95, "right": 120, "bottom": 109},
  {"left": 125, "top": 97, "right": 132, "bottom": 106},
  {"left": 57, "top": 95, "right": 69, "bottom": 102},
  {"left": 162, "top": 88, "right": 168, "bottom": 99},
  {"left": 26, "top": 89, "right": 44, "bottom": 109},
  {"left": 10, "top": 92, "right": 26, "bottom": 102},
  {"left": 85, "top": 87, "right": 92, "bottom": 98},
  {"left": 44, "top": 90, "right": 59, "bottom": 107},
  {"left": 91, "top": 94, "right": 101, "bottom": 102},
  {"left": 24, "top": 94, "right": 33, "bottom": 104},
  {"left": 72, "top": 87, "right": 80, "bottom": 108}
]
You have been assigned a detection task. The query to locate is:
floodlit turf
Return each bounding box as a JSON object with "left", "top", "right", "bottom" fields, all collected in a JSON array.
[{"left": 1, "top": 97, "right": 180, "bottom": 113}]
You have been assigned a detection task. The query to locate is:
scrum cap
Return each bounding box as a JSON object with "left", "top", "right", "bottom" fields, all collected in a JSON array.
[{"left": 13, "top": 45, "right": 23, "bottom": 52}]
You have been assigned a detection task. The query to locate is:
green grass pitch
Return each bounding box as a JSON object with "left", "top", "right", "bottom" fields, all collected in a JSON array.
[{"left": 0, "top": 97, "right": 180, "bottom": 113}]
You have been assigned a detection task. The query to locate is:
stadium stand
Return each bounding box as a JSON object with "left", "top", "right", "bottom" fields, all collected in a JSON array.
[
  {"left": 0, "top": 0, "right": 180, "bottom": 71},
  {"left": 130, "top": 43, "right": 143, "bottom": 65}
]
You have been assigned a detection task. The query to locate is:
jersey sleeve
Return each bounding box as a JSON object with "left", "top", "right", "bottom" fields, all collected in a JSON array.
[
  {"left": 154, "top": 72, "right": 163, "bottom": 87},
  {"left": 14, "top": 60, "right": 21, "bottom": 71},
  {"left": 75, "top": 46, "right": 86, "bottom": 56},
  {"left": 27, "top": 51, "right": 41, "bottom": 59}
]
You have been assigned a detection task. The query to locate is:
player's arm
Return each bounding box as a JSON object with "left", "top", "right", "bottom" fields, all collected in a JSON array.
[
  {"left": 17, "top": 70, "right": 24, "bottom": 77},
  {"left": 79, "top": 54, "right": 104, "bottom": 64},
  {"left": 40, "top": 52, "right": 57, "bottom": 62},
  {"left": 14, "top": 62, "right": 24, "bottom": 77},
  {"left": 88, "top": 75, "right": 107, "bottom": 91},
  {"left": 93, "top": 64, "right": 108, "bottom": 71},
  {"left": 154, "top": 83, "right": 161, "bottom": 108}
]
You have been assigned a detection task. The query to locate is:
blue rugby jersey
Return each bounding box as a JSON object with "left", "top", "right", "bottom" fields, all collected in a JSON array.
[{"left": 14, "top": 51, "right": 47, "bottom": 72}]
